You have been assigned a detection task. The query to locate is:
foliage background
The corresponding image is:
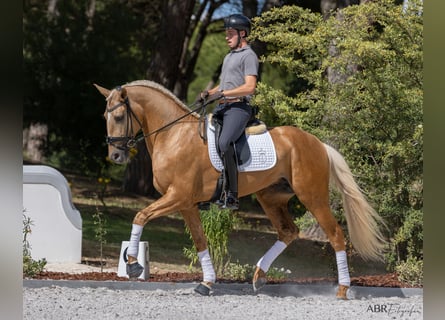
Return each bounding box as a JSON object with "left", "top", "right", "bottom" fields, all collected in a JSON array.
[{"left": 251, "top": 0, "right": 423, "bottom": 269}]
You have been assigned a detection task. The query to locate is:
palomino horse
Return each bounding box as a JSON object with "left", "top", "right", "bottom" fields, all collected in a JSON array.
[{"left": 94, "top": 80, "right": 386, "bottom": 299}]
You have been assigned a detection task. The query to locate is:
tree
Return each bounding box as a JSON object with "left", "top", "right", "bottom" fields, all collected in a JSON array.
[
  {"left": 251, "top": 0, "right": 423, "bottom": 268},
  {"left": 23, "top": 0, "right": 158, "bottom": 174}
]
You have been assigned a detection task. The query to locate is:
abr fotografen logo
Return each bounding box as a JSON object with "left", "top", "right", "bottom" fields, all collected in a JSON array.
[{"left": 367, "top": 303, "right": 422, "bottom": 318}]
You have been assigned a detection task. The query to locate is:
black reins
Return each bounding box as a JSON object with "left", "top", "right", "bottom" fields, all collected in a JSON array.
[{"left": 105, "top": 89, "right": 210, "bottom": 151}]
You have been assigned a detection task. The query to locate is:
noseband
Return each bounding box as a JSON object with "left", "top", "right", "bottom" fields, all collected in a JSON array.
[{"left": 105, "top": 88, "right": 143, "bottom": 151}]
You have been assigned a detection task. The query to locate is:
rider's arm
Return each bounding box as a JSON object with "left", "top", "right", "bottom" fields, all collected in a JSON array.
[{"left": 220, "top": 75, "right": 257, "bottom": 98}]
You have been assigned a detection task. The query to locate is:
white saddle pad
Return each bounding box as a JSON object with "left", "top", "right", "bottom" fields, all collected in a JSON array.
[{"left": 207, "top": 118, "right": 276, "bottom": 172}]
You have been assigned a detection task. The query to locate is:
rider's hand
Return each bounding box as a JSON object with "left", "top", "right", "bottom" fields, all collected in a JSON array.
[
  {"left": 195, "top": 90, "right": 209, "bottom": 105},
  {"left": 200, "top": 90, "right": 209, "bottom": 101},
  {"left": 207, "top": 90, "right": 224, "bottom": 103}
]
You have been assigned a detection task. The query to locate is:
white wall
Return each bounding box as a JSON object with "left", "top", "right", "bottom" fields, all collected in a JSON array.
[{"left": 23, "top": 166, "right": 82, "bottom": 263}]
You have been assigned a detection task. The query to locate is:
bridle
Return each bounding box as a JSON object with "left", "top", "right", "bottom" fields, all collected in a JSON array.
[
  {"left": 105, "top": 87, "right": 210, "bottom": 151},
  {"left": 105, "top": 94, "right": 143, "bottom": 150}
]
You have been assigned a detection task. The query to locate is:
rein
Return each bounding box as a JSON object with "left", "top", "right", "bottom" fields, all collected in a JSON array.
[{"left": 106, "top": 90, "right": 210, "bottom": 150}]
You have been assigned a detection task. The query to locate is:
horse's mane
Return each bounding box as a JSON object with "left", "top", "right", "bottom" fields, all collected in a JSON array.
[{"left": 123, "top": 80, "right": 200, "bottom": 118}]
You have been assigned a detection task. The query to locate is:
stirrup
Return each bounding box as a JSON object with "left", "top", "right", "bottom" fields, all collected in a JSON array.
[
  {"left": 223, "top": 191, "right": 238, "bottom": 210},
  {"left": 215, "top": 190, "right": 227, "bottom": 208},
  {"left": 126, "top": 261, "right": 144, "bottom": 279},
  {"left": 215, "top": 197, "right": 225, "bottom": 207}
]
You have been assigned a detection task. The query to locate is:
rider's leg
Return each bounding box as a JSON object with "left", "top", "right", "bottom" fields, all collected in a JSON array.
[
  {"left": 217, "top": 105, "right": 251, "bottom": 209},
  {"left": 222, "top": 146, "right": 238, "bottom": 209}
]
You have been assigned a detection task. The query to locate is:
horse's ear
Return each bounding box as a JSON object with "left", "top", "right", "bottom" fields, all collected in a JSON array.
[
  {"left": 121, "top": 87, "right": 128, "bottom": 99},
  {"left": 93, "top": 83, "right": 110, "bottom": 98}
]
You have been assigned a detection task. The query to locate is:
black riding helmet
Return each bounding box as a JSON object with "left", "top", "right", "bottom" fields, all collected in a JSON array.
[{"left": 223, "top": 14, "right": 251, "bottom": 37}]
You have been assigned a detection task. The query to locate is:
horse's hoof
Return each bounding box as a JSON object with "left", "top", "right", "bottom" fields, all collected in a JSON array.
[
  {"left": 336, "top": 284, "right": 349, "bottom": 300},
  {"left": 194, "top": 282, "right": 213, "bottom": 296},
  {"left": 126, "top": 262, "right": 144, "bottom": 279},
  {"left": 252, "top": 267, "right": 267, "bottom": 293}
]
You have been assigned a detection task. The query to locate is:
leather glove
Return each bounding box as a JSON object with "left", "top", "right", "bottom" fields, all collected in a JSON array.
[
  {"left": 195, "top": 90, "right": 209, "bottom": 105},
  {"left": 206, "top": 90, "right": 224, "bottom": 103}
]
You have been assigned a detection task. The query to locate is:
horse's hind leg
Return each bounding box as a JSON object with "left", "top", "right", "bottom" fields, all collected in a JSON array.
[
  {"left": 286, "top": 139, "right": 351, "bottom": 299},
  {"left": 309, "top": 205, "right": 350, "bottom": 299},
  {"left": 293, "top": 182, "right": 351, "bottom": 299},
  {"left": 252, "top": 184, "right": 300, "bottom": 292}
]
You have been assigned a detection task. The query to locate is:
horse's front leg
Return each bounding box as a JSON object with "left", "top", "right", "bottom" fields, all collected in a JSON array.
[
  {"left": 125, "top": 189, "right": 193, "bottom": 278},
  {"left": 182, "top": 208, "right": 216, "bottom": 296}
]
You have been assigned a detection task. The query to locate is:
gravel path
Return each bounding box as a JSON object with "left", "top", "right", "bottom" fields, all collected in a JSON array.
[{"left": 23, "top": 285, "right": 423, "bottom": 320}]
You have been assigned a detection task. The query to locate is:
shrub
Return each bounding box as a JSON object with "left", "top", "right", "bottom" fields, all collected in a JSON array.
[
  {"left": 222, "top": 262, "right": 290, "bottom": 282},
  {"left": 223, "top": 262, "right": 254, "bottom": 281},
  {"left": 251, "top": 0, "right": 423, "bottom": 270},
  {"left": 184, "top": 204, "right": 241, "bottom": 275},
  {"left": 395, "top": 256, "right": 423, "bottom": 287}
]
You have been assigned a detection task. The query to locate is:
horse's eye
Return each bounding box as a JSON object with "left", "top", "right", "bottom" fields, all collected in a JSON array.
[{"left": 114, "top": 114, "right": 125, "bottom": 122}]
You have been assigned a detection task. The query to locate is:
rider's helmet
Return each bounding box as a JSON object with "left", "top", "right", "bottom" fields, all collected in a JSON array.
[{"left": 223, "top": 14, "right": 251, "bottom": 37}]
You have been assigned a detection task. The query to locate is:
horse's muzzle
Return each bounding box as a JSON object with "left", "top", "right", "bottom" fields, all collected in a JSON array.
[{"left": 109, "top": 149, "right": 128, "bottom": 164}]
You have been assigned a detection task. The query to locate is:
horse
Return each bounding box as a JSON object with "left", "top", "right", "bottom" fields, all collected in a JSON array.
[{"left": 94, "top": 80, "right": 386, "bottom": 299}]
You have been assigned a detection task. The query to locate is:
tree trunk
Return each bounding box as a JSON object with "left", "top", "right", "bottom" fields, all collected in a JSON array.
[
  {"left": 321, "top": 0, "right": 361, "bottom": 84},
  {"left": 85, "top": 0, "right": 96, "bottom": 32},
  {"left": 23, "top": 123, "right": 48, "bottom": 163},
  {"left": 47, "top": 0, "right": 58, "bottom": 20},
  {"left": 146, "top": 0, "right": 196, "bottom": 93}
]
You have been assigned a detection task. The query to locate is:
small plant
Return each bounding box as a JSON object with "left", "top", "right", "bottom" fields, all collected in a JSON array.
[
  {"left": 93, "top": 175, "right": 110, "bottom": 272},
  {"left": 184, "top": 204, "right": 241, "bottom": 275},
  {"left": 97, "top": 176, "right": 111, "bottom": 207},
  {"left": 267, "top": 267, "right": 290, "bottom": 280},
  {"left": 222, "top": 262, "right": 290, "bottom": 282},
  {"left": 92, "top": 205, "right": 107, "bottom": 272},
  {"left": 23, "top": 210, "right": 47, "bottom": 277},
  {"left": 395, "top": 256, "right": 423, "bottom": 287},
  {"left": 223, "top": 261, "right": 255, "bottom": 281}
]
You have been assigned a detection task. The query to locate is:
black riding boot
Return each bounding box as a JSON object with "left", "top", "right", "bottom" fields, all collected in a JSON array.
[{"left": 221, "top": 147, "right": 239, "bottom": 210}]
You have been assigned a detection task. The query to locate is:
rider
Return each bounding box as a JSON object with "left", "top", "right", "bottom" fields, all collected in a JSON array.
[{"left": 201, "top": 14, "right": 259, "bottom": 210}]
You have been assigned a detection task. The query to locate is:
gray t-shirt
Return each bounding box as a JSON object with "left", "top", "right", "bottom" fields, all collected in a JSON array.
[{"left": 219, "top": 45, "right": 259, "bottom": 100}]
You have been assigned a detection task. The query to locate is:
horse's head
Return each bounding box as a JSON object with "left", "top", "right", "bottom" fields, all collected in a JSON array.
[{"left": 94, "top": 84, "right": 142, "bottom": 164}]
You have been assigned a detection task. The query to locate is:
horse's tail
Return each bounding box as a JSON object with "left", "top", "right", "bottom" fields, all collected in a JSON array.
[{"left": 324, "top": 143, "right": 387, "bottom": 261}]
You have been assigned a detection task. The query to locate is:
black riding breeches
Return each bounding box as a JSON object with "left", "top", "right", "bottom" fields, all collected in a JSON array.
[{"left": 215, "top": 102, "right": 252, "bottom": 154}]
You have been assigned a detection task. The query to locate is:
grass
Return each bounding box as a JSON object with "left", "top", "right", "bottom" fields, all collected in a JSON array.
[{"left": 66, "top": 171, "right": 386, "bottom": 278}]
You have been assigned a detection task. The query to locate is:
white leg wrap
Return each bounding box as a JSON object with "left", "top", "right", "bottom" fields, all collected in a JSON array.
[
  {"left": 127, "top": 224, "right": 143, "bottom": 258},
  {"left": 336, "top": 250, "right": 351, "bottom": 286},
  {"left": 198, "top": 249, "right": 216, "bottom": 283},
  {"left": 256, "top": 240, "right": 287, "bottom": 272}
]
